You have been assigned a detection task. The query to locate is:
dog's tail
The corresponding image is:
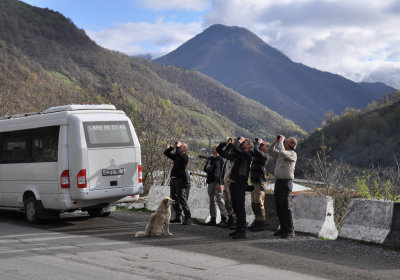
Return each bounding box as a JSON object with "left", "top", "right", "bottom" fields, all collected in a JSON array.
[{"left": 135, "top": 231, "right": 147, "bottom": 238}]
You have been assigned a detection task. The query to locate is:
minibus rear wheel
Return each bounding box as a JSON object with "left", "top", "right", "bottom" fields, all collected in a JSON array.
[{"left": 24, "top": 196, "right": 40, "bottom": 224}]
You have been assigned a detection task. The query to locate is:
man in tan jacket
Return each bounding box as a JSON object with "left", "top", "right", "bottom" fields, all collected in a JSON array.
[{"left": 268, "top": 135, "right": 297, "bottom": 239}]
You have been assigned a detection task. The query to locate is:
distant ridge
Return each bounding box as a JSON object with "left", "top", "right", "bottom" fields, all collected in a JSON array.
[
  {"left": 156, "top": 24, "right": 381, "bottom": 131},
  {"left": 358, "top": 82, "right": 397, "bottom": 99}
]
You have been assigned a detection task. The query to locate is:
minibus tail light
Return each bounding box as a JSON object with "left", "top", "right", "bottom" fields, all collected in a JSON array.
[
  {"left": 60, "top": 170, "right": 70, "bottom": 189},
  {"left": 138, "top": 165, "right": 143, "bottom": 183},
  {"left": 77, "top": 169, "right": 87, "bottom": 188}
]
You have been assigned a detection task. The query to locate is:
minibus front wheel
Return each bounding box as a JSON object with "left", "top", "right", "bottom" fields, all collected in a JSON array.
[{"left": 24, "top": 196, "right": 40, "bottom": 224}]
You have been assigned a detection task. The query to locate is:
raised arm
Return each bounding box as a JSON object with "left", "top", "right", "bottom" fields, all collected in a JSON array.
[
  {"left": 275, "top": 141, "right": 297, "bottom": 162},
  {"left": 175, "top": 147, "right": 189, "bottom": 165},
  {"left": 163, "top": 146, "right": 175, "bottom": 160},
  {"left": 254, "top": 142, "right": 269, "bottom": 161},
  {"left": 232, "top": 141, "right": 252, "bottom": 162},
  {"left": 216, "top": 142, "right": 227, "bottom": 158}
]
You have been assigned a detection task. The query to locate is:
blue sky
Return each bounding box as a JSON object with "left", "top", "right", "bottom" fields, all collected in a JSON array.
[
  {"left": 22, "top": 0, "right": 400, "bottom": 89},
  {"left": 23, "top": 0, "right": 209, "bottom": 31}
]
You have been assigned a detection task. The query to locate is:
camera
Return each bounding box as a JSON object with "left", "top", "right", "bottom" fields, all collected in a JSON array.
[
  {"left": 254, "top": 137, "right": 259, "bottom": 142},
  {"left": 277, "top": 135, "right": 281, "bottom": 139}
]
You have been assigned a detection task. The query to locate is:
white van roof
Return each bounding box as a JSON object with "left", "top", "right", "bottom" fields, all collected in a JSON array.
[{"left": 43, "top": 104, "right": 116, "bottom": 114}]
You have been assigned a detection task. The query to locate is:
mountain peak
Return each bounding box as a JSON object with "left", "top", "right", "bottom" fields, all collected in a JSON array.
[{"left": 155, "top": 24, "right": 378, "bottom": 130}]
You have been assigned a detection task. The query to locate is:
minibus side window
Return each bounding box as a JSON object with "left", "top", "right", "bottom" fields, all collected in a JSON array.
[
  {"left": 0, "top": 126, "right": 59, "bottom": 163},
  {"left": 0, "top": 135, "right": 27, "bottom": 163},
  {"left": 31, "top": 127, "right": 59, "bottom": 162}
]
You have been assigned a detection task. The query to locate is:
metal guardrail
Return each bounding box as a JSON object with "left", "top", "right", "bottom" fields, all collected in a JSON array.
[{"left": 194, "top": 154, "right": 326, "bottom": 186}]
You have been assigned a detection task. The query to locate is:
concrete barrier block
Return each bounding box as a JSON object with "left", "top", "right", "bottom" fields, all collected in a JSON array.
[
  {"left": 264, "top": 194, "right": 280, "bottom": 230},
  {"left": 263, "top": 194, "right": 337, "bottom": 238},
  {"left": 147, "top": 185, "right": 170, "bottom": 211},
  {"left": 147, "top": 185, "right": 338, "bottom": 239},
  {"left": 187, "top": 186, "right": 212, "bottom": 222},
  {"left": 339, "top": 199, "right": 396, "bottom": 244},
  {"left": 383, "top": 203, "right": 400, "bottom": 248},
  {"left": 292, "top": 195, "right": 338, "bottom": 239},
  {"left": 147, "top": 185, "right": 217, "bottom": 223}
]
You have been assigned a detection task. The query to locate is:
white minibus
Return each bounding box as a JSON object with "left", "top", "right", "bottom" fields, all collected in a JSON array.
[{"left": 0, "top": 104, "right": 143, "bottom": 223}]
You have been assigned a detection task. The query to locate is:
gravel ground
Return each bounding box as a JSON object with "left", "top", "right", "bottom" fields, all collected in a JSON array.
[{"left": 2, "top": 209, "right": 400, "bottom": 280}]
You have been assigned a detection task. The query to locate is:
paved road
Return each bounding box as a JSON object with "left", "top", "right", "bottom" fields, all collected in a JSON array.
[{"left": 1, "top": 210, "right": 399, "bottom": 280}]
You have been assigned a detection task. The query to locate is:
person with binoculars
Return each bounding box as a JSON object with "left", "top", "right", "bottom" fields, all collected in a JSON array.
[
  {"left": 163, "top": 141, "right": 191, "bottom": 225},
  {"left": 227, "top": 137, "right": 253, "bottom": 239},
  {"left": 203, "top": 145, "right": 227, "bottom": 226},
  {"left": 248, "top": 138, "right": 270, "bottom": 232},
  {"left": 216, "top": 138, "right": 237, "bottom": 229},
  {"left": 268, "top": 135, "right": 298, "bottom": 238}
]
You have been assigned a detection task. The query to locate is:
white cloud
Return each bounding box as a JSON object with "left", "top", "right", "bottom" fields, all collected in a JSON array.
[
  {"left": 137, "top": 0, "right": 210, "bottom": 11},
  {"left": 85, "top": 0, "right": 400, "bottom": 89},
  {"left": 203, "top": 0, "right": 400, "bottom": 88},
  {"left": 86, "top": 20, "right": 202, "bottom": 58}
]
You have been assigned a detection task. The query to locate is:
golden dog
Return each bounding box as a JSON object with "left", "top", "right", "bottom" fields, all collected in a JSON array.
[{"left": 135, "top": 197, "right": 175, "bottom": 237}]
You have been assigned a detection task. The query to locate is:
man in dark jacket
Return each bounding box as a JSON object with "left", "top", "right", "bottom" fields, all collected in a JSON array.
[
  {"left": 249, "top": 139, "right": 270, "bottom": 231},
  {"left": 228, "top": 137, "right": 253, "bottom": 239},
  {"left": 203, "top": 145, "right": 227, "bottom": 226},
  {"left": 164, "top": 141, "right": 191, "bottom": 225},
  {"left": 216, "top": 138, "right": 237, "bottom": 228}
]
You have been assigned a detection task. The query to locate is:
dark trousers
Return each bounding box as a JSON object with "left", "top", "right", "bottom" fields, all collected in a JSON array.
[
  {"left": 274, "top": 179, "right": 294, "bottom": 233},
  {"left": 230, "top": 180, "right": 247, "bottom": 233},
  {"left": 170, "top": 178, "right": 191, "bottom": 217}
]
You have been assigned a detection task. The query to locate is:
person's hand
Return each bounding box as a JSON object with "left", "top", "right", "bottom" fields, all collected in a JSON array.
[
  {"left": 217, "top": 185, "right": 224, "bottom": 193},
  {"left": 225, "top": 138, "right": 232, "bottom": 145},
  {"left": 280, "top": 135, "right": 285, "bottom": 142},
  {"left": 172, "top": 142, "right": 177, "bottom": 148},
  {"left": 238, "top": 137, "right": 245, "bottom": 143},
  {"left": 206, "top": 164, "right": 211, "bottom": 170},
  {"left": 176, "top": 141, "right": 181, "bottom": 147},
  {"left": 258, "top": 138, "right": 263, "bottom": 144}
]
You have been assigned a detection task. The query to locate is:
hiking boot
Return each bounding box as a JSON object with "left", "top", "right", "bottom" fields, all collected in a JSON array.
[
  {"left": 247, "top": 220, "right": 257, "bottom": 231},
  {"left": 221, "top": 216, "right": 234, "bottom": 228},
  {"left": 217, "top": 216, "right": 228, "bottom": 227},
  {"left": 204, "top": 217, "right": 216, "bottom": 226},
  {"left": 170, "top": 215, "right": 182, "bottom": 223},
  {"left": 228, "top": 230, "right": 238, "bottom": 236},
  {"left": 280, "top": 231, "right": 295, "bottom": 239},
  {"left": 249, "top": 220, "right": 266, "bottom": 232},
  {"left": 232, "top": 231, "right": 246, "bottom": 239},
  {"left": 229, "top": 222, "right": 238, "bottom": 230},
  {"left": 182, "top": 216, "right": 191, "bottom": 225}
]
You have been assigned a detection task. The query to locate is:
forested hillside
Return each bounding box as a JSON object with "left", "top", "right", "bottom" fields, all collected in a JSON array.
[
  {"left": 297, "top": 93, "right": 400, "bottom": 170},
  {"left": 0, "top": 0, "right": 305, "bottom": 140},
  {"left": 142, "top": 60, "right": 303, "bottom": 138}
]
